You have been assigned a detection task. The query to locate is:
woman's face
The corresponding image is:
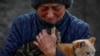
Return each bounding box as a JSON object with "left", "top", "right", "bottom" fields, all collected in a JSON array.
[{"left": 37, "top": 3, "right": 66, "bottom": 24}]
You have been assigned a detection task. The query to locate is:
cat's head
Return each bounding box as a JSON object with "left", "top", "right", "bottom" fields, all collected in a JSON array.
[{"left": 72, "top": 37, "right": 96, "bottom": 56}]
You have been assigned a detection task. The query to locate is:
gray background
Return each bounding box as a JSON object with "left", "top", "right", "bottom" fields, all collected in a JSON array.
[{"left": 0, "top": 0, "right": 100, "bottom": 56}]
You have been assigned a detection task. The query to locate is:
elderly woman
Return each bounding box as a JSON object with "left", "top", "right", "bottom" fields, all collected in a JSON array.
[{"left": 0, "top": 0, "right": 91, "bottom": 56}]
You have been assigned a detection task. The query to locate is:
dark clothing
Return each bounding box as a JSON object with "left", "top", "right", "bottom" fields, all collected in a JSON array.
[{"left": 0, "top": 12, "right": 91, "bottom": 56}]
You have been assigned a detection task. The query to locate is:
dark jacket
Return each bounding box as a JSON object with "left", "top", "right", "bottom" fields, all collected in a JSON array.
[{"left": 0, "top": 12, "right": 91, "bottom": 56}]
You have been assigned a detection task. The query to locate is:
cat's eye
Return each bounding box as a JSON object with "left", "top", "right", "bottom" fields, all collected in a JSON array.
[{"left": 86, "top": 52, "right": 90, "bottom": 55}]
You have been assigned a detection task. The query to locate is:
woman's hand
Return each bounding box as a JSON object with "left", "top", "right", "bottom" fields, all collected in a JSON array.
[{"left": 33, "top": 27, "right": 57, "bottom": 56}]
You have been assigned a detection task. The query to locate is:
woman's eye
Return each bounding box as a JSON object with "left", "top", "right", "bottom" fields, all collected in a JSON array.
[
  {"left": 53, "top": 6, "right": 61, "bottom": 11},
  {"left": 41, "top": 8, "right": 48, "bottom": 11},
  {"left": 39, "top": 7, "right": 48, "bottom": 11}
]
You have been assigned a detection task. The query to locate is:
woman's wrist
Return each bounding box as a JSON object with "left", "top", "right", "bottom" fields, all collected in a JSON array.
[{"left": 44, "top": 47, "right": 56, "bottom": 56}]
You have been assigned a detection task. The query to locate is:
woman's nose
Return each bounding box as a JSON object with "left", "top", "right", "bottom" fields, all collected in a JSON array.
[{"left": 46, "top": 9, "right": 54, "bottom": 18}]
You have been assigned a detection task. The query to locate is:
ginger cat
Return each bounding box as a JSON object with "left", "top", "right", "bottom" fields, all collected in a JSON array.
[{"left": 58, "top": 37, "right": 96, "bottom": 56}]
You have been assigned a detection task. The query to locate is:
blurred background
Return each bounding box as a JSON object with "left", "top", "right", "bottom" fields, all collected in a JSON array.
[{"left": 0, "top": 0, "right": 100, "bottom": 56}]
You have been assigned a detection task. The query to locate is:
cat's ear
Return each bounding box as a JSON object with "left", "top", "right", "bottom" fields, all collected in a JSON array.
[
  {"left": 79, "top": 41, "right": 86, "bottom": 48},
  {"left": 89, "top": 37, "right": 96, "bottom": 45},
  {"left": 73, "top": 41, "right": 86, "bottom": 48}
]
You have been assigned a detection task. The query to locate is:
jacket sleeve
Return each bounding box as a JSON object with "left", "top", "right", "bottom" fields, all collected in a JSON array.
[
  {"left": 77, "top": 23, "right": 91, "bottom": 39},
  {"left": 0, "top": 18, "right": 23, "bottom": 56},
  {"left": 71, "top": 20, "right": 91, "bottom": 41}
]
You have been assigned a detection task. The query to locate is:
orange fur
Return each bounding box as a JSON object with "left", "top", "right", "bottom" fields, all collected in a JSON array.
[{"left": 58, "top": 44, "right": 73, "bottom": 56}]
